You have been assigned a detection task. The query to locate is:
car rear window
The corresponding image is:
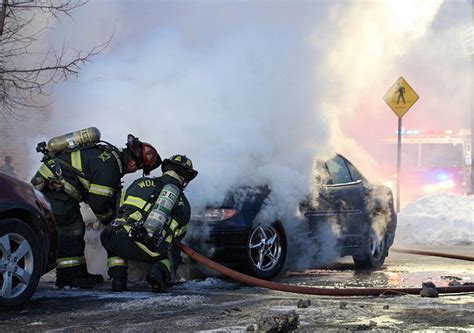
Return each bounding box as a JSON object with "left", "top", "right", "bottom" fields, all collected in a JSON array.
[{"left": 325, "top": 155, "right": 352, "bottom": 184}]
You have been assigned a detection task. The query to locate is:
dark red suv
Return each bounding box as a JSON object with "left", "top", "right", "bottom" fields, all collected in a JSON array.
[{"left": 0, "top": 172, "right": 58, "bottom": 307}]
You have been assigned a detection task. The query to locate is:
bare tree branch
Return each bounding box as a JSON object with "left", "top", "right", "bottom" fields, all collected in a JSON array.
[{"left": 0, "top": 0, "right": 110, "bottom": 115}]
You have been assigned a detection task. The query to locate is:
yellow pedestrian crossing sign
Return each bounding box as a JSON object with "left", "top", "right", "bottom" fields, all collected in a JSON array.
[{"left": 383, "top": 77, "right": 419, "bottom": 118}]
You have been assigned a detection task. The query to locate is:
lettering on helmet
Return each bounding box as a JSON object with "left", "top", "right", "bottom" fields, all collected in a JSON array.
[
  {"left": 98, "top": 151, "right": 111, "bottom": 162},
  {"left": 138, "top": 179, "right": 156, "bottom": 188}
]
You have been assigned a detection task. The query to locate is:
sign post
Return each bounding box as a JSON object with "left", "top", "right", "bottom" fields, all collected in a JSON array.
[{"left": 383, "top": 77, "right": 419, "bottom": 212}]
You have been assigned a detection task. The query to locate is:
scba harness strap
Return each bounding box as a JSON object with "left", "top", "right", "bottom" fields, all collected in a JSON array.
[
  {"left": 37, "top": 143, "right": 123, "bottom": 202},
  {"left": 119, "top": 179, "right": 184, "bottom": 256},
  {"left": 37, "top": 160, "right": 82, "bottom": 201}
]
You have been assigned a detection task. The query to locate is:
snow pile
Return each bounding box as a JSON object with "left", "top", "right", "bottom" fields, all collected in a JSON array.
[{"left": 395, "top": 193, "right": 474, "bottom": 246}]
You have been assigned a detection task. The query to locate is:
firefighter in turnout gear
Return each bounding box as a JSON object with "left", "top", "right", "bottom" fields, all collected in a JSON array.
[
  {"left": 100, "top": 154, "right": 197, "bottom": 292},
  {"left": 31, "top": 132, "right": 162, "bottom": 289}
]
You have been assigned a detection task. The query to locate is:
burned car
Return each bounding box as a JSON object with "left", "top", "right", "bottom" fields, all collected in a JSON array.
[
  {"left": 0, "top": 172, "right": 58, "bottom": 307},
  {"left": 188, "top": 154, "right": 397, "bottom": 280}
]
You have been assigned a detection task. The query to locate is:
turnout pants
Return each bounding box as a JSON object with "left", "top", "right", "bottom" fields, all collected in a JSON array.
[
  {"left": 100, "top": 226, "right": 172, "bottom": 281},
  {"left": 47, "top": 193, "right": 87, "bottom": 279}
]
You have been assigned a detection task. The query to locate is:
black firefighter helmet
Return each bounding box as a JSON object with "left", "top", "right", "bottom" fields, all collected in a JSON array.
[{"left": 161, "top": 154, "right": 198, "bottom": 183}]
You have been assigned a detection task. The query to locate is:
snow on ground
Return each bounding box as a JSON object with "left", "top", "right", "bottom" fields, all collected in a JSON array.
[
  {"left": 395, "top": 193, "right": 473, "bottom": 246},
  {"left": 33, "top": 287, "right": 155, "bottom": 301},
  {"left": 177, "top": 278, "right": 237, "bottom": 290},
  {"left": 105, "top": 295, "right": 207, "bottom": 311}
]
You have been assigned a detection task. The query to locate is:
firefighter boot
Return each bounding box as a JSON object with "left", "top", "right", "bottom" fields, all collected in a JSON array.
[
  {"left": 56, "top": 266, "right": 102, "bottom": 289},
  {"left": 146, "top": 264, "right": 169, "bottom": 293},
  {"left": 55, "top": 266, "right": 82, "bottom": 289},
  {"left": 112, "top": 277, "right": 128, "bottom": 292},
  {"left": 80, "top": 264, "right": 104, "bottom": 287},
  {"left": 109, "top": 266, "right": 128, "bottom": 292}
]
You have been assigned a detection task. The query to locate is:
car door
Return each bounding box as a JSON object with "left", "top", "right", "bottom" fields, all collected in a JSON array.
[
  {"left": 301, "top": 161, "right": 338, "bottom": 239},
  {"left": 324, "top": 155, "right": 367, "bottom": 241}
]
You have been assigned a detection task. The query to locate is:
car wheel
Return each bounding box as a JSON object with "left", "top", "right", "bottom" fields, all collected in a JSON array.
[
  {"left": 353, "top": 226, "right": 388, "bottom": 269},
  {"left": 0, "top": 218, "right": 42, "bottom": 308},
  {"left": 246, "top": 223, "right": 287, "bottom": 280}
]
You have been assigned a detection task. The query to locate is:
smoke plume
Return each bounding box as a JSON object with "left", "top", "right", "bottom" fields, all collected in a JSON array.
[{"left": 11, "top": 0, "right": 470, "bottom": 272}]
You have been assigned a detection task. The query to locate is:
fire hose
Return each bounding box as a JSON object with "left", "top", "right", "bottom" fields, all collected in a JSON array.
[
  {"left": 390, "top": 248, "right": 474, "bottom": 262},
  {"left": 174, "top": 241, "right": 474, "bottom": 296}
]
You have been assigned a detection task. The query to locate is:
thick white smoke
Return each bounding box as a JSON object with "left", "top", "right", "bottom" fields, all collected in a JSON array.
[
  {"left": 14, "top": 0, "right": 467, "bottom": 273},
  {"left": 47, "top": 9, "right": 334, "bottom": 212},
  {"left": 25, "top": 0, "right": 452, "bottom": 202},
  {"left": 42, "top": 2, "right": 335, "bottom": 276}
]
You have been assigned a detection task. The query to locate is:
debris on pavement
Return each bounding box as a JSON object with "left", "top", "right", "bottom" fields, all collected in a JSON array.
[
  {"left": 383, "top": 305, "right": 390, "bottom": 310},
  {"left": 420, "top": 282, "right": 439, "bottom": 298},
  {"left": 257, "top": 310, "right": 299, "bottom": 332},
  {"left": 352, "top": 320, "right": 377, "bottom": 331},
  {"left": 221, "top": 306, "right": 243, "bottom": 315},
  {"left": 339, "top": 301, "right": 348, "bottom": 310},
  {"left": 297, "top": 299, "right": 311, "bottom": 308},
  {"left": 441, "top": 275, "right": 462, "bottom": 281},
  {"left": 246, "top": 324, "right": 256, "bottom": 332}
]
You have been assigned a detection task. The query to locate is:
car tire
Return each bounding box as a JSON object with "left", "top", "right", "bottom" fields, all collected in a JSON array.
[
  {"left": 245, "top": 222, "right": 287, "bottom": 280},
  {"left": 353, "top": 229, "right": 388, "bottom": 269},
  {"left": 0, "top": 218, "right": 42, "bottom": 308}
]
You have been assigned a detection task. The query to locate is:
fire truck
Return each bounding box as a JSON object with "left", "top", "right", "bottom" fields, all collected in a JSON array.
[{"left": 382, "top": 129, "right": 471, "bottom": 202}]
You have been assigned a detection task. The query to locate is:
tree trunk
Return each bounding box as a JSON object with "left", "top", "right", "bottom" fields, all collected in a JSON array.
[{"left": 0, "top": 0, "right": 7, "bottom": 37}]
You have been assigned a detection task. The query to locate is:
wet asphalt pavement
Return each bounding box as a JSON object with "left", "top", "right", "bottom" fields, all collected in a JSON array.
[{"left": 1, "top": 245, "right": 473, "bottom": 332}]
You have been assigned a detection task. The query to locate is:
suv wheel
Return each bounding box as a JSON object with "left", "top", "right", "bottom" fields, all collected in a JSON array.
[
  {"left": 246, "top": 223, "right": 286, "bottom": 280},
  {"left": 0, "top": 219, "right": 41, "bottom": 308}
]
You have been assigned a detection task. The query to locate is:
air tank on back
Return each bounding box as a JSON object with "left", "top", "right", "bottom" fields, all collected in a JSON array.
[{"left": 47, "top": 127, "right": 101, "bottom": 153}]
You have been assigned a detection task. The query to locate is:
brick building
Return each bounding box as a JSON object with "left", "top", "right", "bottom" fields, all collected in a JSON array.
[{"left": 0, "top": 116, "right": 26, "bottom": 180}]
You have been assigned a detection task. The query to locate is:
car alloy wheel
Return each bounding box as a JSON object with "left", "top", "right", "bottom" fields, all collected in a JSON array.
[
  {"left": 0, "top": 232, "right": 34, "bottom": 299},
  {"left": 0, "top": 219, "right": 41, "bottom": 308},
  {"left": 248, "top": 225, "right": 282, "bottom": 272}
]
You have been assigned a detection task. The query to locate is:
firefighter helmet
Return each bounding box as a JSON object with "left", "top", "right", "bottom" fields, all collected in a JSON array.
[
  {"left": 161, "top": 154, "right": 198, "bottom": 182},
  {"left": 126, "top": 134, "right": 162, "bottom": 175}
]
